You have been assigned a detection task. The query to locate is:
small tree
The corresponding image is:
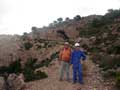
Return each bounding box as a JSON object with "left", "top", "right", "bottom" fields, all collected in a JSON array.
[
  {"left": 65, "top": 17, "right": 70, "bottom": 21},
  {"left": 73, "top": 15, "right": 81, "bottom": 21},
  {"left": 49, "top": 23, "right": 54, "bottom": 28},
  {"left": 31, "top": 26, "right": 37, "bottom": 31},
  {"left": 53, "top": 21, "right": 57, "bottom": 24},
  {"left": 57, "top": 17, "right": 63, "bottom": 23},
  {"left": 21, "top": 32, "right": 28, "bottom": 41},
  {"left": 53, "top": 21, "right": 58, "bottom": 26}
]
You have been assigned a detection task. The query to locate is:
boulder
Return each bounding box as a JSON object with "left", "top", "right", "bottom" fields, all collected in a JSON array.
[
  {"left": 116, "top": 68, "right": 120, "bottom": 73},
  {"left": 7, "top": 73, "right": 26, "bottom": 90},
  {"left": 0, "top": 76, "right": 5, "bottom": 90}
]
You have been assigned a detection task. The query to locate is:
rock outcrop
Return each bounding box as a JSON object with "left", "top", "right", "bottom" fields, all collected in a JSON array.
[
  {"left": 0, "top": 76, "right": 5, "bottom": 90},
  {"left": 7, "top": 73, "right": 26, "bottom": 90}
]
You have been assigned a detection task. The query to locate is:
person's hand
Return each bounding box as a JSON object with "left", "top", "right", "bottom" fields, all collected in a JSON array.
[{"left": 81, "top": 60, "right": 84, "bottom": 65}]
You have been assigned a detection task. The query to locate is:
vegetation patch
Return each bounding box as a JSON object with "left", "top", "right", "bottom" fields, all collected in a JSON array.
[
  {"left": 0, "top": 57, "right": 48, "bottom": 82},
  {"left": 35, "top": 52, "right": 59, "bottom": 68},
  {"left": 0, "top": 58, "right": 21, "bottom": 75},
  {"left": 23, "top": 42, "right": 33, "bottom": 50},
  {"left": 23, "top": 58, "right": 48, "bottom": 82},
  {"left": 116, "top": 72, "right": 120, "bottom": 89}
]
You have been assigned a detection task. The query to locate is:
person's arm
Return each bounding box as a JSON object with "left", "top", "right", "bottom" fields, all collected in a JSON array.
[
  {"left": 81, "top": 51, "right": 86, "bottom": 61},
  {"left": 70, "top": 52, "right": 74, "bottom": 64},
  {"left": 59, "top": 50, "right": 62, "bottom": 60}
]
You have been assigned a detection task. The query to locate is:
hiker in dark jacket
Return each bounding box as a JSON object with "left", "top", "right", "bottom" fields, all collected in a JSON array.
[{"left": 70, "top": 43, "right": 86, "bottom": 84}]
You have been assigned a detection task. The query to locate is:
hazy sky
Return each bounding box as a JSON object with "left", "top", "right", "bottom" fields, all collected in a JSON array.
[{"left": 0, "top": 0, "right": 120, "bottom": 35}]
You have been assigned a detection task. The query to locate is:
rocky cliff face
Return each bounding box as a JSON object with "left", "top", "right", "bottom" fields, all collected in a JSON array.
[
  {"left": 0, "top": 77, "right": 5, "bottom": 90},
  {"left": 30, "top": 15, "right": 101, "bottom": 41},
  {"left": 0, "top": 35, "right": 20, "bottom": 67}
]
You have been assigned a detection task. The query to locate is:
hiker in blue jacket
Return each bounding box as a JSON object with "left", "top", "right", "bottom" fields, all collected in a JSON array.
[{"left": 70, "top": 43, "right": 86, "bottom": 84}]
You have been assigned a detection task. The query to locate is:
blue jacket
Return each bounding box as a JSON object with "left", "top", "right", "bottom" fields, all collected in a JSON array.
[{"left": 70, "top": 50, "right": 86, "bottom": 66}]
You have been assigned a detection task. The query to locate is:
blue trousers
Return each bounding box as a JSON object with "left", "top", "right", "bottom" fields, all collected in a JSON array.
[{"left": 73, "top": 64, "right": 83, "bottom": 83}]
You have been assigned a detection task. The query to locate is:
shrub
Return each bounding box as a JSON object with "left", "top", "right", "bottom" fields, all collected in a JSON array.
[
  {"left": 116, "top": 72, "right": 120, "bottom": 88},
  {"left": 0, "top": 58, "right": 21, "bottom": 74},
  {"left": 107, "top": 45, "right": 120, "bottom": 54},
  {"left": 0, "top": 66, "right": 9, "bottom": 74},
  {"left": 21, "top": 32, "right": 28, "bottom": 41},
  {"left": 23, "top": 57, "right": 48, "bottom": 82},
  {"left": 23, "top": 42, "right": 33, "bottom": 50},
  {"left": 47, "top": 44, "right": 52, "bottom": 48},
  {"left": 8, "top": 59, "right": 22, "bottom": 74},
  {"left": 23, "top": 67, "right": 35, "bottom": 82},
  {"left": 0, "top": 57, "right": 48, "bottom": 82},
  {"left": 50, "top": 52, "right": 59, "bottom": 60},
  {"left": 35, "top": 71, "right": 48, "bottom": 80},
  {"left": 91, "top": 18, "right": 105, "bottom": 28},
  {"left": 73, "top": 15, "right": 81, "bottom": 21},
  {"left": 36, "top": 45, "right": 42, "bottom": 50}
]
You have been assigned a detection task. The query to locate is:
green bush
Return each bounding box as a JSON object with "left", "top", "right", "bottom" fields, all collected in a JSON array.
[
  {"left": 116, "top": 72, "right": 120, "bottom": 88},
  {"left": 36, "top": 45, "right": 42, "bottom": 50},
  {"left": 23, "top": 57, "right": 48, "bottom": 82},
  {"left": 0, "top": 58, "right": 21, "bottom": 74},
  {"left": 23, "top": 67, "right": 35, "bottom": 82},
  {"left": 35, "top": 71, "right": 48, "bottom": 80},
  {"left": 91, "top": 18, "right": 105, "bottom": 28},
  {"left": 107, "top": 45, "right": 120, "bottom": 54},
  {"left": 47, "top": 44, "right": 52, "bottom": 48},
  {"left": 0, "top": 57, "right": 48, "bottom": 82},
  {"left": 8, "top": 59, "right": 22, "bottom": 74},
  {"left": 0, "top": 66, "right": 9, "bottom": 74},
  {"left": 51, "top": 52, "right": 59, "bottom": 60},
  {"left": 91, "top": 9, "right": 120, "bottom": 28},
  {"left": 23, "top": 42, "right": 33, "bottom": 50}
]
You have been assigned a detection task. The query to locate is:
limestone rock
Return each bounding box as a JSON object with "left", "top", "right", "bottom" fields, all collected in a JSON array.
[
  {"left": 7, "top": 73, "right": 26, "bottom": 90},
  {"left": 0, "top": 76, "right": 5, "bottom": 90}
]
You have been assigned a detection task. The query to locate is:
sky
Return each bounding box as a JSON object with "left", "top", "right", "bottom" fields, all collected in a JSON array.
[{"left": 0, "top": 0, "right": 120, "bottom": 35}]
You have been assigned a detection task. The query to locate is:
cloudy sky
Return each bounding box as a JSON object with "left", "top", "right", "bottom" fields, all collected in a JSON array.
[{"left": 0, "top": 0, "right": 120, "bottom": 35}]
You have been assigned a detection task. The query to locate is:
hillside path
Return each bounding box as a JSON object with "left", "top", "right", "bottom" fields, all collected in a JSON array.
[{"left": 25, "top": 58, "right": 114, "bottom": 90}]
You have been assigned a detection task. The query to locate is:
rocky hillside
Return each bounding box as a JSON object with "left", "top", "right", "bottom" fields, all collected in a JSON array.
[
  {"left": 29, "top": 15, "right": 101, "bottom": 41},
  {"left": 0, "top": 9, "right": 120, "bottom": 90},
  {"left": 0, "top": 35, "right": 20, "bottom": 67}
]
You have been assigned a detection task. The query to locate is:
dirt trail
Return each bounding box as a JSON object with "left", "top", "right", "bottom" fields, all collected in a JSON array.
[{"left": 25, "top": 58, "right": 114, "bottom": 90}]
